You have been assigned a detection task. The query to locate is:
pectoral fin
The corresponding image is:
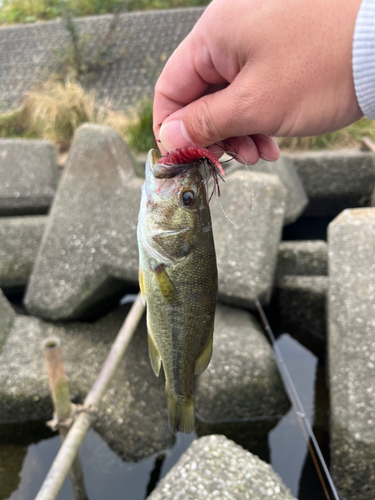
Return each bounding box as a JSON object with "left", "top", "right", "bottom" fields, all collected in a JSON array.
[
  {"left": 139, "top": 267, "right": 147, "bottom": 305},
  {"left": 152, "top": 264, "right": 177, "bottom": 302},
  {"left": 194, "top": 337, "right": 213, "bottom": 375},
  {"left": 147, "top": 330, "right": 161, "bottom": 376}
]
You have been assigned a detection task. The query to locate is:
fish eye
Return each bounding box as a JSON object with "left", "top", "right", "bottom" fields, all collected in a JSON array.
[{"left": 181, "top": 190, "right": 196, "bottom": 208}]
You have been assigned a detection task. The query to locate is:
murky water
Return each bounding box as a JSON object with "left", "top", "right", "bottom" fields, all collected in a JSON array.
[
  {"left": 270, "top": 334, "right": 329, "bottom": 499},
  {"left": 2, "top": 428, "right": 196, "bottom": 500},
  {"left": 1, "top": 331, "right": 329, "bottom": 500}
]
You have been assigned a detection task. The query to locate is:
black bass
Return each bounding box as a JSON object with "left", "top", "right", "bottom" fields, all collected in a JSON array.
[{"left": 137, "top": 149, "right": 218, "bottom": 433}]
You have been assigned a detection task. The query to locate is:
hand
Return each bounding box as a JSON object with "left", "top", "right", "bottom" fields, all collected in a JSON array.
[{"left": 153, "top": 0, "right": 363, "bottom": 164}]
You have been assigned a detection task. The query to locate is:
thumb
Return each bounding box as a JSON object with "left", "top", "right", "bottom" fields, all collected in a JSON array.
[{"left": 159, "top": 82, "right": 259, "bottom": 151}]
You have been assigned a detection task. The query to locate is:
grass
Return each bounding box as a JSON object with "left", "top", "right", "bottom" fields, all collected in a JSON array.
[
  {"left": 0, "top": 77, "right": 129, "bottom": 152},
  {"left": 0, "top": 76, "right": 156, "bottom": 154},
  {"left": 277, "top": 118, "right": 375, "bottom": 151},
  {"left": 126, "top": 99, "right": 155, "bottom": 153},
  {"left": 1, "top": 75, "right": 374, "bottom": 156},
  {"left": 0, "top": 107, "right": 36, "bottom": 139},
  {"left": 0, "top": 0, "right": 210, "bottom": 24}
]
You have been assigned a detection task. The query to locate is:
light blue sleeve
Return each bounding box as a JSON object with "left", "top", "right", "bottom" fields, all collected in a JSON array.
[{"left": 353, "top": 0, "right": 375, "bottom": 119}]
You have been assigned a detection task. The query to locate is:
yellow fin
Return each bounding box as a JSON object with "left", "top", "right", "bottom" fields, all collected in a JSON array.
[
  {"left": 152, "top": 265, "right": 176, "bottom": 302},
  {"left": 139, "top": 267, "right": 146, "bottom": 305},
  {"left": 166, "top": 392, "right": 195, "bottom": 434},
  {"left": 148, "top": 331, "right": 161, "bottom": 376},
  {"left": 194, "top": 337, "right": 213, "bottom": 375}
]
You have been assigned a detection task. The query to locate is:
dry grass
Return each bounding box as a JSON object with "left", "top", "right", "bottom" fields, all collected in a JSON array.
[
  {"left": 0, "top": 77, "right": 130, "bottom": 152},
  {"left": 26, "top": 77, "right": 104, "bottom": 151}
]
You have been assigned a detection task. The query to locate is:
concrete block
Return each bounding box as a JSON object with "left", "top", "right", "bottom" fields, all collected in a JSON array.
[
  {"left": 328, "top": 208, "right": 375, "bottom": 499},
  {"left": 277, "top": 276, "right": 327, "bottom": 358},
  {"left": 288, "top": 150, "right": 375, "bottom": 216},
  {"left": 0, "top": 139, "right": 58, "bottom": 215},
  {"left": 0, "top": 289, "right": 14, "bottom": 354},
  {"left": 212, "top": 170, "right": 286, "bottom": 308},
  {"left": 276, "top": 240, "right": 327, "bottom": 282},
  {"left": 147, "top": 435, "right": 296, "bottom": 500},
  {"left": 24, "top": 124, "right": 143, "bottom": 320},
  {"left": 0, "top": 216, "right": 46, "bottom": 291},
  {"left": 228, "top": 156, "right": 308, "bottom": 225},
  {"left": 0, "top": 303, "right": 174, "bottom": 461}
]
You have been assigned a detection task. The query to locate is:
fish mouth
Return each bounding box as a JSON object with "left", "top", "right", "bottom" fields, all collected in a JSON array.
[
  {"left": 146, "top": 149, "right": 197, "bottom": 179},
  {"left": 146, "top": 149, "right": 162, "bottom": 175}
]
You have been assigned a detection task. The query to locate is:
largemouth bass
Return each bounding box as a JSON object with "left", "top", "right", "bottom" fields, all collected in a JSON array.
[{"left": 137, "top": 149, "right": 218, "bottom": 433}]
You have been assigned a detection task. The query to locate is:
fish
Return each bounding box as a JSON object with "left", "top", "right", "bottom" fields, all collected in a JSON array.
[{"left": 137, "top": 148, "right": 219, "bottom": 433}]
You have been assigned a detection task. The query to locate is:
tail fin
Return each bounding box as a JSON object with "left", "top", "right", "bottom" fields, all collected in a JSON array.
[{"left": 166, "top": 392, "right": 195, "bottom": 434}]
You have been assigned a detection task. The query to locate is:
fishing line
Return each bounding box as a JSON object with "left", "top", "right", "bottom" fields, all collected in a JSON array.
[
  {"left": 209, "top": 149, "right": 255, "bottom": 227},
  {"left": 255, "top": 296, "right": 340, "bottom": 500}
]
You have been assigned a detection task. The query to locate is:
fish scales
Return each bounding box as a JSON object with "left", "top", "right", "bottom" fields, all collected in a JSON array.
[{"left": 137, "top": 149, "right": 218, "bottom": 433}]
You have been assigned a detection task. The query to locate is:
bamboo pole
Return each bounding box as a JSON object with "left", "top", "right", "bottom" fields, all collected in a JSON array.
[
  {"left": 43, "top": 337, "right": 72, "bottom": 421},
  {"left": 43, "top": 337, "right": 88, "bottom": 500},
  {"left": 36, "top": 293, "right": 145, "bottom": 500}
]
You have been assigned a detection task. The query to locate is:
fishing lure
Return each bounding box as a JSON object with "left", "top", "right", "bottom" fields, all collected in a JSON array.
[{"left": 156, "top": 146, "right": 226, "bottom": 200}]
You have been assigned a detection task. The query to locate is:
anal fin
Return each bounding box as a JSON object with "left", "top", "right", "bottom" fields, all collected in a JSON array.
[
  {"left": 148, "top": 331, "right": 161, "bottom": 376},
  {"left": 194, "top": 337, "right": 213, "bottom": 375}
]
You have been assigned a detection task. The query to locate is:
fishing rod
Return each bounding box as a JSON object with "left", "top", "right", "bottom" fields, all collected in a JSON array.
[{"left": 255, "top": 296, "right": 340, "bottom": 500}]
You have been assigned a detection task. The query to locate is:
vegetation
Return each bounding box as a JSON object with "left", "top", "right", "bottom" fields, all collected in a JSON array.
[
  {"left": 0, "top": 75, "right": 374, "bottom": 156},
  {"left": 126, "top": 99, "right": 155, "bottom": 153},
  {"left": 0, "top": 77, "right": 129, "bottom": 152},
  {"left": 0, "top": 0, "right": 209, "bottom": 24},
  {"left": 277, "top": 118, "right": 375, "bottom": 151}
]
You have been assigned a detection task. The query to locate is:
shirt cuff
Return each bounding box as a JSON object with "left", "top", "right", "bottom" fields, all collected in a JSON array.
[{"left": 353, "top": 0, "right": 375, "bottom": 119}]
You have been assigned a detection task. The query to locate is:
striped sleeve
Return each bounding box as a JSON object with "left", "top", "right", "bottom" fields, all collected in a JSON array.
[{"left": 353, "top": 0, "right": 375, "bottom": 119}]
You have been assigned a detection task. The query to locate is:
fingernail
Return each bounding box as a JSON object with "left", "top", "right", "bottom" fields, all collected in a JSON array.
[
  {"left": 260, "top": 136, "right": 280, "bottom": 162},
  {"left": 259, "top": 153, "right": 277, "bottom": 162},
  {"left": 159, "top": 120, "right": 193, "bottom": 151}
]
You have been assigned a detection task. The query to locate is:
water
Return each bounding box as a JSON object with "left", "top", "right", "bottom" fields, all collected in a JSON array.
[
  {"left": 1, "top": 424, "right": 196, "bottom": 500},
  {"left": 1, "top": 332, "right": 329, "bottom": 500},
  {"left": 269, "top": 334, "right": 321, "bottom": 497}
]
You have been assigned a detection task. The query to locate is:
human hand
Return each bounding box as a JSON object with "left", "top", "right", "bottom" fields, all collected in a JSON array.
[{"left": 153, "top": 0, "right": 363, "bottom": 164}]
